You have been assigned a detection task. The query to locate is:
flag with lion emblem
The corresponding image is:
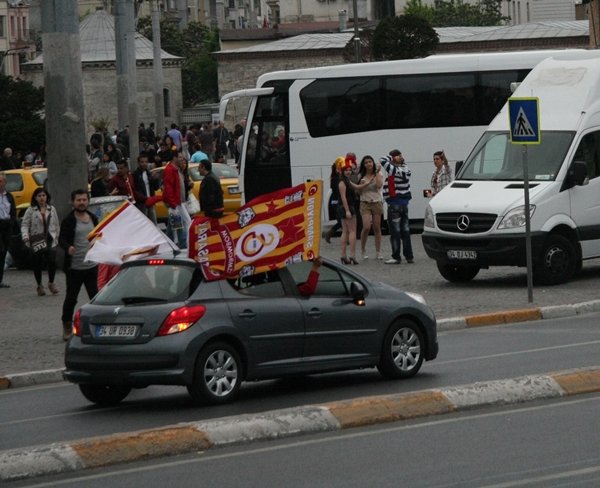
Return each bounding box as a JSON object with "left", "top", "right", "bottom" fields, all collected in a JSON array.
[{"left": 189, "top": 181, "right": 322, "bottom": 280}]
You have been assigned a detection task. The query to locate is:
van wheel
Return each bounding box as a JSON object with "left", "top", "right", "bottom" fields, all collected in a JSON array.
[
  {"left": 437, "top": 263, "right": 480, "bottom": 282},
  {"left": 533, "top": 234, "right": 576, "bottom": 285},
  {"left": 187, "top": 342, "right": 242, "bottom": 405}
]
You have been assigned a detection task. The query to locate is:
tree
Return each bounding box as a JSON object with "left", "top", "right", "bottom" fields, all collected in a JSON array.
[
  {"left": 0, "top": 75, "right": 45, "bottom": 153},
  {"left": 137, "top": 18, "right": 219, "bottom": 106},
  {"left": 371, "top": 14, "right": 439, "bottom": 61},
  {"left": 405, "top": 0, "right": 509, "bottom": 27}
]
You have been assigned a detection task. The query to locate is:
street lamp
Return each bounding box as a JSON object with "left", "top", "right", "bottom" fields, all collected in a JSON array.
[{"left": 352, "top": 0, "right": 360, "bottom": 62}]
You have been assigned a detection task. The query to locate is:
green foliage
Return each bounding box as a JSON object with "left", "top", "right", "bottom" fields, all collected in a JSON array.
[
  {"left": 405, "top": 0, "right": 509, "bottom": 27},
  {"left": 371, "top": 14, "right": 439, "bottom": 61},
  {"left": 138, "top": 18, "right": 219, "bottom": 105},
  {"left": 0, "top": 75, "right": 45, "bottom": 152}
]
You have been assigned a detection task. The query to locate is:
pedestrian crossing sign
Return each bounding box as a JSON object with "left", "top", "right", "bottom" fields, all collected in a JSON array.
[{"left": 508, "top": 97, "right": 540, "bottom": 144}]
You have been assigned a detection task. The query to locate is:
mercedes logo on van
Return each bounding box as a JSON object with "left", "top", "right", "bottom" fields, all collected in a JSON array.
[{"left": 456, "top": 215, "right": 470, "bottom": 232}]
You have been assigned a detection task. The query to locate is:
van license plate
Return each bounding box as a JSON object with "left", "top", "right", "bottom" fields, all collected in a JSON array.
[
  {"left": 96, "top": 325, "right": 138, "bottom": 337},
  {"left": 447, "top": 250, "right": 477, "bottom": 260}
]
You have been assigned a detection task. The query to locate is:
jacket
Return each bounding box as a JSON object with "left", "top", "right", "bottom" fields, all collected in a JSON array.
[
  {"left": 21, "top": 205, "right": 60, "bottom": 248},
  {"left": 0, "top": 190, "right": 16, "bottom": 221},
  {"left": 133, "top": 167, "right": 158, "bottom": 199},
  {"left": 381, "top": 155, "right": 412, "bottom": 204},
  {"left": 58, "top": 210, "right": 98, "bottom": 271},
  {"left": 199, "top": 171, "right": 224, "bottom": 217},
  {"left": 162, "top": 162, "right": 184, "bottom": 209}
]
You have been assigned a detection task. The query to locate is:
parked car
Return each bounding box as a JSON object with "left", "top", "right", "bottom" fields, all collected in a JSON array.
[
  {"left": 152, "top": 162, "right": 241, "bottom": 222},
  {"left": 64, "top": 256, "right": 438, "bottom": 406},
  {"left": 4, "top": 168, "right": 47, "bottom": 218}
]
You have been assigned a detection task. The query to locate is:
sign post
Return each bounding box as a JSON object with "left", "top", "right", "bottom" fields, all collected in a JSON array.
[{"left": 508, "top": 97, "right": 540, "bottom": 304}]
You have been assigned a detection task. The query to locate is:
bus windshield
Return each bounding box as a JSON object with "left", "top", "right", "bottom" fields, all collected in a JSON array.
[{"left": 458, "top": 131, "right": 575, "bottom": 181}]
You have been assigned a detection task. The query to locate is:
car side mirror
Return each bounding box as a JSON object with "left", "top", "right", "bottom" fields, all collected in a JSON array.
[
  {"left": 565, "top": 160, "right": 588, "bottom": 189},
  {"left": 454, "top": 160, "right": 464, "bottom": 175},
  {"left": 350, "top": 281, "right": 366, "bottom": 306}
]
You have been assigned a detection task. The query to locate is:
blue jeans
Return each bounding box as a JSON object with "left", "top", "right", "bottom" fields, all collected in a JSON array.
[{"left": 388, "top": 204, "right": 413, "bottom": 262}]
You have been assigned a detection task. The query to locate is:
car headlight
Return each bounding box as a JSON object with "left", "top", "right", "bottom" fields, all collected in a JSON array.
[
  {"left": 405, "top": 292, "right": 427, "bottom": 305},
  {"left": 497, "top": 205, "right": 536, "bottom": 230},
  {"left": 424, "top": 204, "right": 434, "bottom": 228}
]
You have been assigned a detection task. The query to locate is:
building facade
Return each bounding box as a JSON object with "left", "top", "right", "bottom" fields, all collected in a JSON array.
[{"left": 0, "top": 0, "right": 36, "bottom": 78}]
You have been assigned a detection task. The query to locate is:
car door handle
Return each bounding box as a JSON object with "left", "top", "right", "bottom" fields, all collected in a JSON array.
[
  {"left": 238, "top": 310, "right": 256, "bottom": 318},
  {"left": 307, "top": 308, "right": 322, "bottom": 318}
]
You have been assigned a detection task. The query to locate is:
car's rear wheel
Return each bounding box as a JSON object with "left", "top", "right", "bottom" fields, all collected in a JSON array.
[
  {"left": 377, "top": 320, "right": 424, "bottom": 379},
  {"left": 78, "top": 384, "right": 132, "bottom": 406},
  {"left": 437, "top": 262, "right": 480, "bottom": 282},
  {"left": 187, "top": 342, "right": 242, "bottom": 405}
]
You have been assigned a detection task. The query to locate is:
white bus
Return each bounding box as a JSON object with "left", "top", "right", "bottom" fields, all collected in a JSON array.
[{"left": 220, "top": 49, "right": 590, "bottom": 226}]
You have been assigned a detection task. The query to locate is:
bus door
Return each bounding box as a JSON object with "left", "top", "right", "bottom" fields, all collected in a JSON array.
[{"left": 243, "top": 82, "right": 292, "bottom": 202}]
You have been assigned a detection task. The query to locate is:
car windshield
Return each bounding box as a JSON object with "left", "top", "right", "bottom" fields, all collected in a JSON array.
[
  {"left": 92, "top": 263, "right": 202, "bottom": 305},
  {"left": 32, "top": 170, "right": 47, "bottom": 186},
  {"left": 458, "top": 131, "right": 575, "bottom": 181},
  {"left": 189, "top": 164, "right": 238, "bottom": 181}
]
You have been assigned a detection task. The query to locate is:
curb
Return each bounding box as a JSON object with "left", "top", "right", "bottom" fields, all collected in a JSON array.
[
  {"left": 2, "top": 366, "right": 600, "bottom": 482},
  {"left": 3, "top": 299, "right": 600, "bottom": 390}
]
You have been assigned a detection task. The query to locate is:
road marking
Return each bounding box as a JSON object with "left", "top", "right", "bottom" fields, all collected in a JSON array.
[{"left": 17, "top": 395, "right": 600, "bottom": 487}]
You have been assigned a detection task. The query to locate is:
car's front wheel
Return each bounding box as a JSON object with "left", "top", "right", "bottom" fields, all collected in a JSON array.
[
  {"left": 78, "top": 384, "right": 132, "bottom": 406},
  {"left": 187, "top": 342, "right": 242, "bottom": 405},
  {"left": 377, "top": 320, "right": 424, "bottom": 379}
]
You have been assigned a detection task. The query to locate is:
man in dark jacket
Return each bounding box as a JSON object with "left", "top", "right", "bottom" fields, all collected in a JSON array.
[
  {"left": 58, "top": 189, "right": 99, "bottom": 341},
  {"left": 0, "top": 172, "right": 16, "bottom": 287},
  {"left": 133, "top": 152, "right": 159, "bottom": 224},
  {"left": 199, "top": 160, "right": 224, "bottom": 218}
]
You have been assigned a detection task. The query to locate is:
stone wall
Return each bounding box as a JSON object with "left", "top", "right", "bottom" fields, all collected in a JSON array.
[
  {"left": 216, "top": 50, "right": 345, "bottom": 96},
  {"left": 24, "top": 62, "right": 183, "bottom": 139}
]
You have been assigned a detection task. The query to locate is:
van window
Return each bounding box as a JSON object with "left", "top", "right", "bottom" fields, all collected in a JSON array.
[
  {"left": 572, "top": 131, "right": 600, "bottom": 181},
  {"left": 459, "top": 131, "right": 575, "bottom": 181}
]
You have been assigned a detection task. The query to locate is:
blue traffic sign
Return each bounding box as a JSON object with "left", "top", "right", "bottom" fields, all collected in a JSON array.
[{"left": 508, "top": 98, "right": 540, "bottom": 144}]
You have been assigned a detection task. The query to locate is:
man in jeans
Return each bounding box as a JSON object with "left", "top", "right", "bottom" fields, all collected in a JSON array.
[
  {"left": 380, "top": 149, "right": 414, "bottom": 264},
  {"left": 59, "top": 189, "right": 99, "bottom": 341}
]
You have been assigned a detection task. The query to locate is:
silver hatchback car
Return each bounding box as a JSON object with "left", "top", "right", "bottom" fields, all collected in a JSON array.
[{"left": 64, "top": 255, "right": 438, "bottom": 406}]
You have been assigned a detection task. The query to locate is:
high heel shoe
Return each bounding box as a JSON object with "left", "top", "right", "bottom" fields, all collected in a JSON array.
[
  {"left": 341, "top": 257, "right": 351, "bottom": 265},
  {"left": 349, "top": 257, "right": 359, "bottom": 265}
]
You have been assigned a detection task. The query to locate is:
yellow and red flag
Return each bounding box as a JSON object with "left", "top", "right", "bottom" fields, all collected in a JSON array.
[{"left": 189, "top": 181, "right": 322, "bottom": 280}]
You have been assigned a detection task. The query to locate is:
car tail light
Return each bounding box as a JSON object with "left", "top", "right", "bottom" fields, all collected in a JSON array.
[
  {"left": 157, "top": 305, "right": 206, "bottom": 336},
  {"left": 73, "top": 310, "right": 82, "bottom": 336}
]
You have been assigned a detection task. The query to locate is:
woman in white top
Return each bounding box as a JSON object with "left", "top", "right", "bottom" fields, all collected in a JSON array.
[{"left": 355, "top": 155, "right": 384, "bottom": 260}]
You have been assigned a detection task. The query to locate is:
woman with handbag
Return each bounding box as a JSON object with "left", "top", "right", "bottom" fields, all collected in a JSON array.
[{"left": 21, "top": 188, "right": 60, "bottom": 296}]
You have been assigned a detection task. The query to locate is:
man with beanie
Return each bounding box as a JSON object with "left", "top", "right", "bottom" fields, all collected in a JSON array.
[{"left": 381, "top": 149, "right": 414, "bottom": 264}]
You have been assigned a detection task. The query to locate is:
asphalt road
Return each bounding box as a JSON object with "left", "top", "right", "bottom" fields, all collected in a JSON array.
[
  {"left": 3, "top": 234, "right": 600, "bottom": 376},
  {"left": 2, "top": 313, "right": 600, "bottom": 453},
  {"left": 9, "top": 393, "right": 600, "bottom": 487}
]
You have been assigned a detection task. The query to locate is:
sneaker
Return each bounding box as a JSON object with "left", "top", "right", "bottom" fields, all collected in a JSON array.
[
  {"left": 385, "top": 258, "right": 401, "bottom": 264},
  {"left": 376, "top": 253, "right": 383, "bottom": 260},
  {"left": 0, "top": 282, "right": 9, "bottom": 288},
  {"left": 48, "top": 283, "right": 59, "bottom": 294},
  {"left": 362, "top": 251, "right": 369, "bottom": 260},
  {"left": 37, "top": 285, "right": 46, "bottom": 296},
  {"left": 406, "top": 259, "right": 415, "bottom": 264}
]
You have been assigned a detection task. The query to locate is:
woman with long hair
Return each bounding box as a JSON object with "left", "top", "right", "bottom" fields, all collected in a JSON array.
[
  {"left": 336, "top": 156, "right": 358, "bottom": 265},
  {"left": 21, "top": 188, "right": 60, "bottom": 296},
  {"left": 356, "top": 155, "right": 384, "bottom": 260}
]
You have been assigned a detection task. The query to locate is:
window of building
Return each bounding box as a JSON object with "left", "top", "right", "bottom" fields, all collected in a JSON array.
[
  {"left": 0, "top": 16, "right": 5, "bottom": 37},
  {"left": 163, "top": 88, "right": 171, "bottom": 117}
]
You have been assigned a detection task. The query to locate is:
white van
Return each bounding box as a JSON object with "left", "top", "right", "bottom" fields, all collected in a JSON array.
[{"left": 422, "top": 51, "right": 600, "bottom": 285}]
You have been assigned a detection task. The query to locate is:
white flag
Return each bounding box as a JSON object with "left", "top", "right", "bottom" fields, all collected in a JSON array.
[{"left": 85, "top": 201, "right": 177, "bottom": 265}]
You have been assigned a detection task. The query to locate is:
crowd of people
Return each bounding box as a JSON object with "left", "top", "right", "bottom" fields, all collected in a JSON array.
[
  {"left": 327, "top": 149, "right": 453, "bottom": 266},
  {"left": 0, "top": 119, "right": 237, "bottom": 341}
]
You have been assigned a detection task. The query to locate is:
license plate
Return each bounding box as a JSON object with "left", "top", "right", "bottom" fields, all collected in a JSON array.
[
  {"left": 447, "top": 250, "right": 477, "bottom": 260},
  {"left": 228, "top": 186, "right": 241, "bottom": 194},
  {"left": 96, "top": 325, "right": 138, "bottom": 338}
]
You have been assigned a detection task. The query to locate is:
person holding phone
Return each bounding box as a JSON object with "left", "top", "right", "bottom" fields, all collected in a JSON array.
[{"left": 429, "top": 150, "right": 453, "bottom": 197}]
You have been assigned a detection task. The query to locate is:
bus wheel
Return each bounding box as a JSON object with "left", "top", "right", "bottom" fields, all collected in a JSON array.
[
  {"left": 533, "top": 234, "right": 576, "bottom": 285},
  {"left": 437, "top": 263, "right": 480, "bottom": 283}
]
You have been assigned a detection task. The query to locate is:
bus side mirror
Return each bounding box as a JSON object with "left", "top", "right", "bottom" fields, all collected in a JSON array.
[
  {"left": 566, "top": 160, "right": 588, "bottom": 189},
  {"left": 455, "top": 160, "right": 464, "bottom": 175}
]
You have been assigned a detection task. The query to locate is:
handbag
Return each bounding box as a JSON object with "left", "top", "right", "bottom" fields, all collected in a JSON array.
[
  {"left": 30, "top": 233, "right": 48, "bottom": 253},
  {"left": 387, "top": 174, "right": 397, "bottom": 198},
  {"left": 184, "top": 193, "right": 200, "bottom": 215}
]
